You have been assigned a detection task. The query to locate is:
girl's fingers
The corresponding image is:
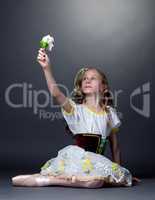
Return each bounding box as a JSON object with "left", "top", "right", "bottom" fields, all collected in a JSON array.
[
  {"left": 38, "top": 50, "right": 46, "bottom": 57},
  {"left": 37, "top": 49, "right": 49, "bottom": 65},
  {"left": 39, "top": 48, "right": 46, "bottom": 54},
  {"left": 37, "top": 55, "right": 45, "bottom": 61},
  {"left": 38, "top": 54, "right": 45, "bottom": 59},
  {"left": 40, "top": 48, "right": 45, "bottom": 51},
  {"left": 132, "top": 177, "right": 141, "bottom": 183},
  {"left": 38, "top": 52, "right": 46, "bottom": 59},
  {"left": 37, "top": 56, "right": 41, "bottom": 60}
]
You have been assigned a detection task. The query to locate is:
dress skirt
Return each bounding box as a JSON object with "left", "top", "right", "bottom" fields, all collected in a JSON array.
[{"left": 40, "top": 134, "right": 132, "bottom": 187}]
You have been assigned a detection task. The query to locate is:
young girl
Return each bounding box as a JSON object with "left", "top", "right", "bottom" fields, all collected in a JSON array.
[{"left": 12, "top": 48, "right": 139, "bottom": 188}]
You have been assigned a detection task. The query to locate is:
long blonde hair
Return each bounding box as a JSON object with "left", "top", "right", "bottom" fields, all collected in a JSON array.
[
  {"left": 65, "top": 66, "right": 115, "bottom": 134},
  {"left": 71, "top": 66, "right": 114, "bottom": 110}
]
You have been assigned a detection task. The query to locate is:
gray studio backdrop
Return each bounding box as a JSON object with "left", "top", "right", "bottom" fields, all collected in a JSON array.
[{"left": 0, "top": 0, "right": 154, "bottom": 177}]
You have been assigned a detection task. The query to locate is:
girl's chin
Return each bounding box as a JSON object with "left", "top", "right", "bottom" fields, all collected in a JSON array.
[
  {"left": 83, "top": 90, "right": 101, "bottom": 96},
  {"left": 83, "top": 89, "right": 92, "bottom": 92},
  {"left": 83, "top": 91, "right": 96, "bottom": 95},
  {"left": 83, "top": 89, "right": 93, "bottom": 92}
]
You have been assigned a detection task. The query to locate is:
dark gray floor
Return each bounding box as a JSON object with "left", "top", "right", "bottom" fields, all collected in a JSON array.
[{"left": 0, "top": 175, "right": 155, "bottom": 200}]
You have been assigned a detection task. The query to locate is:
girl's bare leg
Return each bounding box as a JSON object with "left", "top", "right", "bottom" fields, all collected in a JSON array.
[
  {"left": 12, "top": 174, "right": 105, "bottom": 188},
  {"left": 12, "top": 174, "right": 129, "bottom": 188}
]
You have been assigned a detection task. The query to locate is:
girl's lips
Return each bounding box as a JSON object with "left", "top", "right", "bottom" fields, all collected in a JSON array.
[{"left": 85, "top": 86, "right": 92, "bottom": 88}]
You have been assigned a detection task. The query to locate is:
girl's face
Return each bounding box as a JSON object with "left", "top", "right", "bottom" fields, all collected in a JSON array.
[{"left": 81, "top": 69, "right": 105, "bottom": 95}]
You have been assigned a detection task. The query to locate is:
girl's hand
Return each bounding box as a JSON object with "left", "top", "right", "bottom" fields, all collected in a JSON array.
[
  {"left": 37, "top": 48, "right": 50, "bottom": 70},
  {"left": 132, "top": 176, "right": 141, "bottom": 185}
]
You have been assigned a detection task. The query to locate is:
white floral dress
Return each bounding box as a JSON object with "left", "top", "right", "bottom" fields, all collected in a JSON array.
[{"left": 40, "top": 98, "right": 132, "bottom": 186}]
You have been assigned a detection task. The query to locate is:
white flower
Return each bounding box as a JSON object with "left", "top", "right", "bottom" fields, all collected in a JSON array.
[{"left": 40, "top": 34, "right": 54, "bottom": 51}]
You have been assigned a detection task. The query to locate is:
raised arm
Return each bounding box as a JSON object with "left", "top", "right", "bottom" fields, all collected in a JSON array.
[{"left": 37, "top": 48, "right": 73, "bottom": 113}]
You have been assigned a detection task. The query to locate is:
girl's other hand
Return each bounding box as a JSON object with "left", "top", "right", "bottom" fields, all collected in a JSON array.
[
  {"left": 37, "top": 48, "right": 50, "bottom": 70},
  {"left": 132, "top": 176, "right": 141, "bottom": 185}
]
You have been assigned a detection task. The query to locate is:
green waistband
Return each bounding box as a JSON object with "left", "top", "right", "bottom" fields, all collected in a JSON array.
[{"left": 96, "top": 138, "right": 108, "bottom": 155}]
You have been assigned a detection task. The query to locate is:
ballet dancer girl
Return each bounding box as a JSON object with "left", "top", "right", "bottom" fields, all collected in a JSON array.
[{"left": 12, "top": 38, "right": 140, "bottom": 188}]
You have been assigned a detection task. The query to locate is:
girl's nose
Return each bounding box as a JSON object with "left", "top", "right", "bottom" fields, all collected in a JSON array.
[{"left": 86, "top": 80, "right": 91, "bottom": 84}]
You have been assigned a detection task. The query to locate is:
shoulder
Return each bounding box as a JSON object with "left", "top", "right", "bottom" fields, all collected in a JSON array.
[
  {"left": 107, "top": 105, "right": 122, "bottom": 129},
  {"left": 68, "top": 98, "right": 77, "bottom": 106}
]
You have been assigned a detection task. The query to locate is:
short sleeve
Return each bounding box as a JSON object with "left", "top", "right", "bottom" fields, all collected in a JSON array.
[
  {"left": 108, "top": 106, "right": 122, "bottom": 133},
  {"left": 61, "top": 98, "right": 79, "bottom": 128}
]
